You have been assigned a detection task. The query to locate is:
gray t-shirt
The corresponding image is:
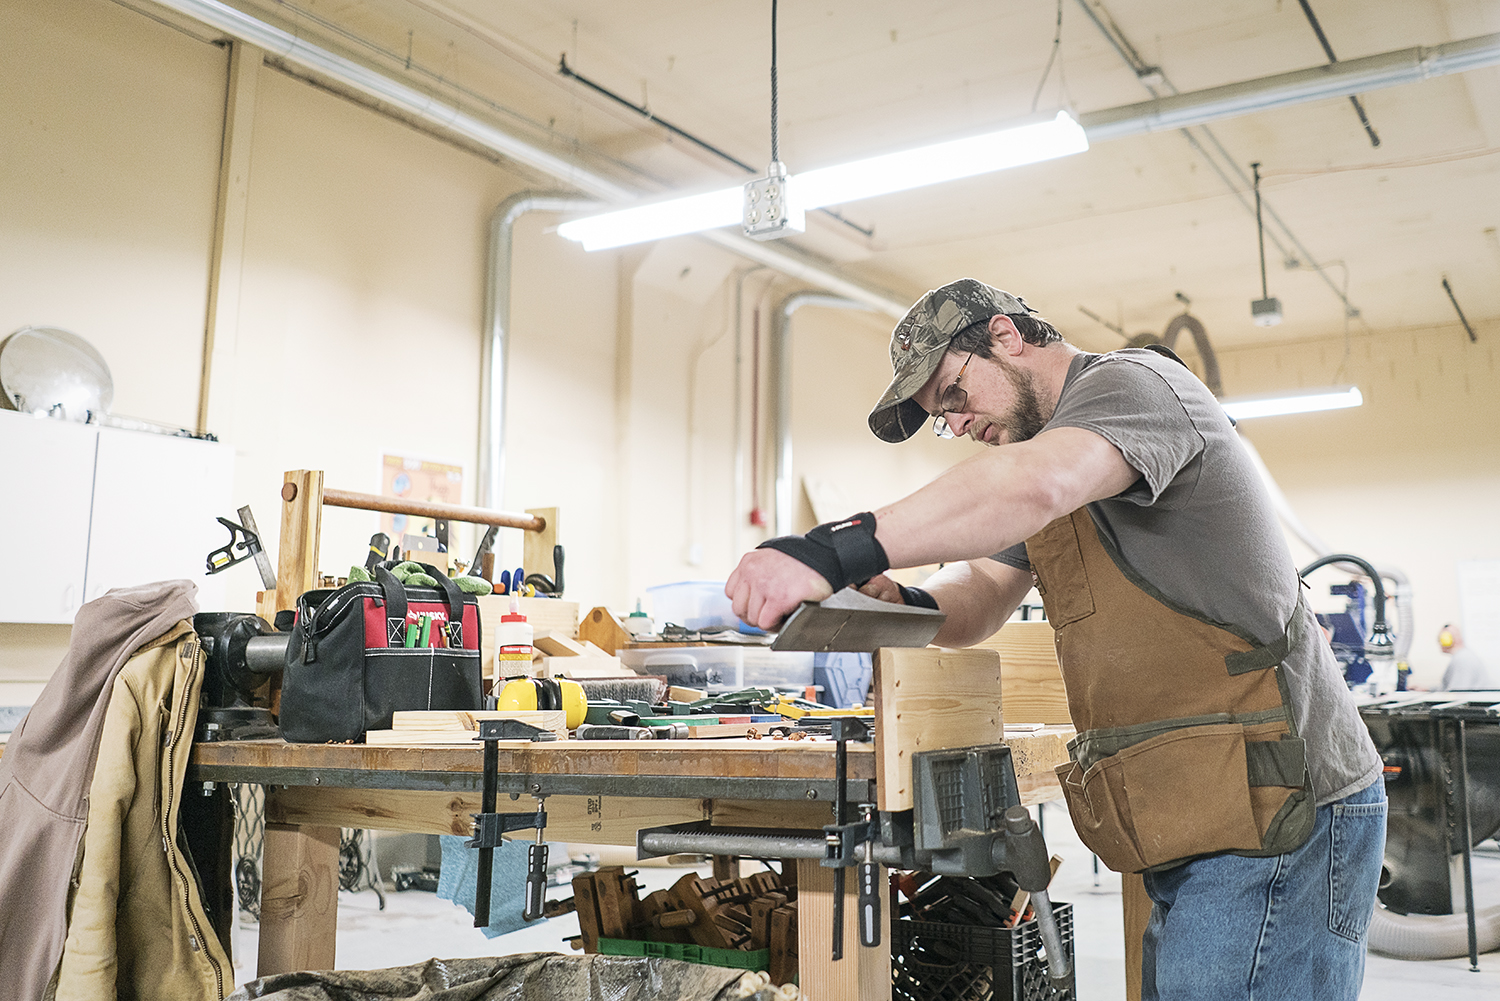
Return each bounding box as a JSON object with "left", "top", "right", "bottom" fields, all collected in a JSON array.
[
  {"left": 993, "top": 349, "right": 1380, "bottom": 805},
  {"left": 1441, "top": 648, "right": 1495, "bottom": 690}
]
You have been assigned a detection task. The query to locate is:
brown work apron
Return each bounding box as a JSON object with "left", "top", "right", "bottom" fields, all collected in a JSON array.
[{"left": 1026, "top": 508, "right": 1315, "bottom": 873}]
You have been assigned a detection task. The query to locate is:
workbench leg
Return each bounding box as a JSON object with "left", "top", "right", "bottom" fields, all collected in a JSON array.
[
  {"left": 795, "top": 858, "right": 889, "bottom": 1001},
  {"left": 258, "top": 822, "right": 340, "bottom": 976},
  {"left": 1123, "top": 872, "right": 1152, "bottom": 1001}
]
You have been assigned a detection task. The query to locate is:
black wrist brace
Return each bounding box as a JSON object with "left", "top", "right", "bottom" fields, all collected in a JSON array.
[
  {"left": 757, "top": 512, "right": 890, "bottom": 592},
  {"left": 897, "top": 584, "right": 940, "bottom": 610}
]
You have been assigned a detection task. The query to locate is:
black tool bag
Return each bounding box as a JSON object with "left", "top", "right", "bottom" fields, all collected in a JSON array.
[{"left": 280, "top": 563, "right": 483, "bottom": 743}]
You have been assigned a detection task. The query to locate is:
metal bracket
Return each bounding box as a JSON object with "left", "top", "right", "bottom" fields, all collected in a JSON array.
[
  {"left": 467, "top": 809, "right": 550, "bottom": 851},
  {"left": 477, "top": 718, "right": 558, "bottom": 742}
]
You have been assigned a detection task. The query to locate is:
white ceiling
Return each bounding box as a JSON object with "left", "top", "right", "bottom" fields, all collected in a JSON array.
[{"left": 226, "top": 0, "right": 1500, "bottom": 358}]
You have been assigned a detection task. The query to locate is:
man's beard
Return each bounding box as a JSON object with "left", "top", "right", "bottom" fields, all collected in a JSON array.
[{"left": 985, "top": 359, "right": 1048, "bottom": 444}]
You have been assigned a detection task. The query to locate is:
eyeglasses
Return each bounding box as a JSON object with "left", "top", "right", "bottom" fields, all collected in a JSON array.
[{"left": 930, "top": 352, "right": 974, "bottom": 439}]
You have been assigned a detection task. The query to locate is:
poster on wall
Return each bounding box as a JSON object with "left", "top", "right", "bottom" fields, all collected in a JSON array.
[
  {"left": 1457, "top": 559, "right": 1500, "bottom": 677},
  {"left": 381, "top": 455, "right": 462, "bottom": 544}
]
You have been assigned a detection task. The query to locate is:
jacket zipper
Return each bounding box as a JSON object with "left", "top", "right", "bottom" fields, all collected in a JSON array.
[{"left": 162, "top": 638, "right": 226, "bottom": 999}]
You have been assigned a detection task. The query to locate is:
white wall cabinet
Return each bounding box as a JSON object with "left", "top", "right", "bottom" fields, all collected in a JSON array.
[{"left": 0, "top": 411, "right": 232, "bottom": 623}]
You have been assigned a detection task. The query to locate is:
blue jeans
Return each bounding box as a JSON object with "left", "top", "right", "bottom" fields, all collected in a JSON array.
[{"left": 1141, "top": 780, "right": 1387, "bottom": 1001}]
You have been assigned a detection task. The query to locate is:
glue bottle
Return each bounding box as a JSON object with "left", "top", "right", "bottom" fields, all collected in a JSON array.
[
  {"left": 495, "top": 595, "right": 534, "bottom": 682},
  {"left": 625, "top": 599, "right": 655, "bottom": 639}
]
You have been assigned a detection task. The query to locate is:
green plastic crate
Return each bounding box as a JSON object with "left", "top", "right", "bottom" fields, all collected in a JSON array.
[{"left": 597, "top": 937, "right": 770, "bottom": 972}]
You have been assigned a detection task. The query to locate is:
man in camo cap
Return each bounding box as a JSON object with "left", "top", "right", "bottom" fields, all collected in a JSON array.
[
  {"left": 867, "top": 278, "right": 1041, "bottom": 443},
  {"left": 725, "top": 277, "right": 1384, "bottom": 1001}
]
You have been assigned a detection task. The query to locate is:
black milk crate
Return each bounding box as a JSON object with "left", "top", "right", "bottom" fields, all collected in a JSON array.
[{"left": 892, "top": 903, "right": 1075, "bottom": 1001}]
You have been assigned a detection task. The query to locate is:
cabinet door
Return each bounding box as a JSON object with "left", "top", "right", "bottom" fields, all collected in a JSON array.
[
  {"left": 0, "top": 411, "right": 98, "bottom": 623},
  {"left": 86, "top": 427, "right": 234, "bottom": 611}
]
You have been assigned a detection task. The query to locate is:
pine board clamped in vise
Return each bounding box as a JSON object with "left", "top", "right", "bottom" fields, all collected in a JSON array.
[{"left": 872, "top": 647, "right": 1004, "bottom": 813}]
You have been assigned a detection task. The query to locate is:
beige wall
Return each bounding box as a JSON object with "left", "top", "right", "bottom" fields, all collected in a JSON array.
[
  {"left": 0, "top": 0, "right": 964, "bottom": 686},
  {"left": 1222, "top": 321, "right": 1500, "bottom": 687},
  {"left": 4, "top": 0, "right": 1494, "bottom": 699}
]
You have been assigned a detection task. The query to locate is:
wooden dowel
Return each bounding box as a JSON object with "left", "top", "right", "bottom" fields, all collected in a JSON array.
[{"left": 319, "top": 487, "right": 546, "bottom": 532}]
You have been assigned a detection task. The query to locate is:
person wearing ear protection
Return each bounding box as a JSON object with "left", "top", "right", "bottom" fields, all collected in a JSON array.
[{"left": 1438, "top": 623, "right": 1494, "bottom": 690}]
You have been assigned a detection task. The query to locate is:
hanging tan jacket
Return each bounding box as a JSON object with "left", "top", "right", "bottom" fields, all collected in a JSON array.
[
  {"left": 48, "top": 613, "right": 230, "bottom": 1000},
  {"left": 1029, "top": 509, "right": 1315, "bottom": 874},
  {"left": 0, "top": 579, "right": 228, "bottom": 1001}
]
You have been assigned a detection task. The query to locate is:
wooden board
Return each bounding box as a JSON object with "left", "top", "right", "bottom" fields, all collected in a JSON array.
[
  {"left": 1008, "top": 725, "right": 1074, "bottom": 805},
  {"left": 795, "top": 857, "right": 889, "bottom": 1001},
  {"left": 273, "top": 469, "right": 323, "bottom": 615},
  {"left": 872, "top": 647, "right": 1003, "bottom": 812},
  {"left": 522, "top": 506, "right": 559, "bottom": 585},
  {"left": 711, "top": 798, "right": 833, "bottom": 830},
  {"left": 380, "top": 709, "right": 568, "bottom": 740},
  {"left": 973, "top": 620, "right": 1072, "bottom": 725},
  {"left": 257, "top": 821, "right": 338, "bottom": 976},
  {"left": 266, "top": 785, "right": 709, "bottom": 845}
]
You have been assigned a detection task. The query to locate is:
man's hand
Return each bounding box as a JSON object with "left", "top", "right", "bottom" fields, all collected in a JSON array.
[
  {"left": 727, "top": 549, "right": 834, "bottom": 631},
  {"left": 856, "top": 573, "right": 905, "bottom": 604}
]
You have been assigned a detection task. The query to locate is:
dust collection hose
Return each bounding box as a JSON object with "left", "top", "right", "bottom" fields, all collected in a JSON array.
[{"left": 1298, "top": 553, "right": 1393, "bottom": 652}]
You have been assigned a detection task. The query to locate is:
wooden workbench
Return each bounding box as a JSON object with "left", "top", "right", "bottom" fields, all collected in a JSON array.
[{"left": 189, "top": 724, "right": 1072, "bottom": 997}]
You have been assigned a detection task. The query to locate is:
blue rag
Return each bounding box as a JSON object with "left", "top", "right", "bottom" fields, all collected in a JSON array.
[{"left": 436, "top": 835, "right": 538, "bottom": 938}]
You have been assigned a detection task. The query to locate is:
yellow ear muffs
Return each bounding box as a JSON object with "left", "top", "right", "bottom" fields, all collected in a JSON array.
[{"left": 497, "top": 677, "right": 588, "bottom": 729}]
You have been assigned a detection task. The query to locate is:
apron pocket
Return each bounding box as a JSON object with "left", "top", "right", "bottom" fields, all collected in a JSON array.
[
  {"left": 1117, "top": 722, "right": 1263, "bottom": 868},
  {"left": 1055, "top": 758, "right": 1147, "bottom": 873}
]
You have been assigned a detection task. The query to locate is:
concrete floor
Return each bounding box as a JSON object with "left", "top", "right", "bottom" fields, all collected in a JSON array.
[{"left": 232, "top": 804, "right": 1500, "bottom": 998}]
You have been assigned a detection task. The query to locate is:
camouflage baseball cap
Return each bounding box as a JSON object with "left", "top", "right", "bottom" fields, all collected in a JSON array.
[{"left": 868, "top": 278, "right": 1032, "bottom": 442}]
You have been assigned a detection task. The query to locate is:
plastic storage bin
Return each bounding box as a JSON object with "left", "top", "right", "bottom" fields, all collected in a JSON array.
[
  {"left": 646, "top": 581, "right": 744, "bottom": 631},
  {"left": 892, "top": 904, "right": 1075, "bottom": 1001},
  {"left": 619, "top": 647, "right": 814, "bottom": 692}
]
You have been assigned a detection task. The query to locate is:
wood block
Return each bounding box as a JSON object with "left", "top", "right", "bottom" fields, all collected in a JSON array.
[
  {"left": 872, "top": 647, "right": 1004, "bottom": 812},
  {"left": 769, "top": 904, "right": 798, "bottom": 988},
  {"left": 668, "top": 685, "right": 707, "bottom": 703},
  {"left": 257, "top": 820, "right": 338, "bottom": 976},
  {"left": 522, "top": 506, "right": 559, "bottom": 585},
  {"left": 579, "top": 606, "right": 632, "bottom": 655},
  {"left": 573, "top": 871, "right": 603, "bottom": 953},
  {"left": 972, "top": 620, "right": 1071, "bottom": 725},
  {"left": 795, "top": 858, "right": 887, "bottom": 1000},
  {"left": 535, "top": 633, "right": 588, "bottom": 657},
  {"left": 549, "top": 656, "right": 624, "bottom": 679}
]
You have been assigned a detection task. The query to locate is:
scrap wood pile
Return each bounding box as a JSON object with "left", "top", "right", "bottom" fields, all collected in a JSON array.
[
  {"left": 893, "top": 861, "right": 1059, "bottom": 929},
  {"left": 571, "top": 865, "right": 798, "bottom": 985}
]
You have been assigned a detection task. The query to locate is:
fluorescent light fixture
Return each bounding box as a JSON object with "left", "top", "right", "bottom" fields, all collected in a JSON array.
[
  {"left": 557, "top": 111, "right": 1088, "bottom": 251},
  {"left": 795, "top": 112, "right": 1089, "bottom": 209},
  {"left": 557, "top": 187, "right": 741, "bottom": 252},
  {"left": 1220, "top": 385, "right": 1363, "bottom": 420}
]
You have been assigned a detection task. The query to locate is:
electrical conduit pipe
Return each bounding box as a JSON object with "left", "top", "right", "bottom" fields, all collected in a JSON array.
[{"left": 771, "top": 293, "right": 876, "bottom": 536}]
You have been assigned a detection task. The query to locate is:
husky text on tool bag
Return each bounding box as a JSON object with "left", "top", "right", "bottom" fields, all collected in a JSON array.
[{"left": 281, "top": 563, "right": 483, "bottom": 742}]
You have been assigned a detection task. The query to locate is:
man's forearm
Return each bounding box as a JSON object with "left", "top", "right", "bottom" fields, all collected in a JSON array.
[
  {"left": 926, "top": 559, "right": 1034, "bottom": 648},
  {"left": 870, "top": 427, "right": 1138, "bottom": 570}
]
